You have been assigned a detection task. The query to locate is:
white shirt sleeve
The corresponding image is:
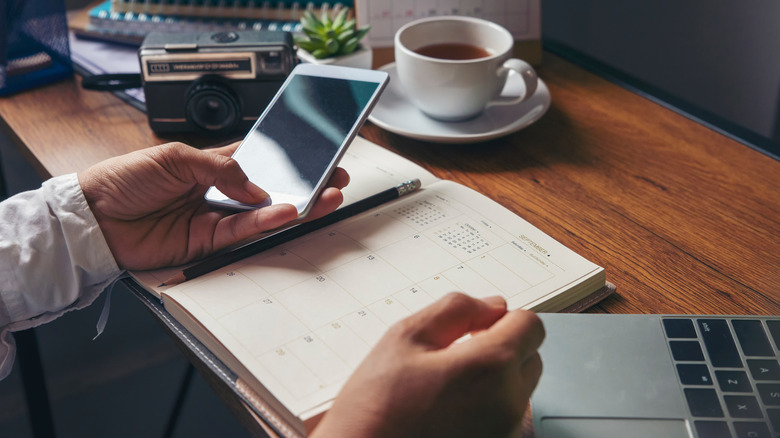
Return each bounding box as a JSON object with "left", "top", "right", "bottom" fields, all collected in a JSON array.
[{"left": 0, "top": 173, "right": 122, "bottom": 380}]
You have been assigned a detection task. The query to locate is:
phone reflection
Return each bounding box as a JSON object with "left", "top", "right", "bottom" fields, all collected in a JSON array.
[{"left": 227, "top": 74, "right": 381, "bottom": 211}]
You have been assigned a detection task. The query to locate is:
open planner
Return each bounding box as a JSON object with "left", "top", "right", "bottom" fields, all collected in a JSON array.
[{"left": 129, "top": 137, "right": 612, "bottom": 437}]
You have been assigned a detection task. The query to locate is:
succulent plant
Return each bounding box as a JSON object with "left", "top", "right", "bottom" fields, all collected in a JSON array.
[{"left": 295, "top": 8, "right": 371, "bottom": 59}]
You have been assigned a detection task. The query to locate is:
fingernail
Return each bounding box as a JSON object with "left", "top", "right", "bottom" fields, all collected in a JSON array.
[
  {"left": 481, "top": 295, "right": 507, "bottom": 308},
  {"left": 244, "top": 180, "right": 269, "bottom": 200}
]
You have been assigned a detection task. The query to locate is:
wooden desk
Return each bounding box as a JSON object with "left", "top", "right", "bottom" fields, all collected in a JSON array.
[{"left": 2, "top": 52, "right": 778, "bottom": 436}]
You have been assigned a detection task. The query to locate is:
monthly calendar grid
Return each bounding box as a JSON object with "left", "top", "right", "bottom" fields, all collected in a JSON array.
[
  {"left": 175, "top": 188, "right": 557, "bottom": 407},
  {"left": 138, "top": 139, "right": 604, "bottom": 420}
]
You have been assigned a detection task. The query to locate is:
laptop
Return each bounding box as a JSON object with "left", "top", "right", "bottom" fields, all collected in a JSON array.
[{"left": 532, "top": 314, "right": 779, "bottom": 438}]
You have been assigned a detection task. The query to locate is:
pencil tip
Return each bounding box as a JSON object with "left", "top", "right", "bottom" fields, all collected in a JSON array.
[
  {"left": 159, "top": 272, "right": 186, "bottom": 287},
  {"left": 157, "top": 283, "right": 166, "bottom": 287}
]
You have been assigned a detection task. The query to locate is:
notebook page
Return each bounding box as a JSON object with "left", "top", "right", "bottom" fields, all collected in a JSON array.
[{"left": 161, "top": 179, "right": 604, "bottom": 419}]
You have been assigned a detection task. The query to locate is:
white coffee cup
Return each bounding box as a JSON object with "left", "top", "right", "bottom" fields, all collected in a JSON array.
[{"left": 394, "top": 16, "right": 538, "bottom": 122}]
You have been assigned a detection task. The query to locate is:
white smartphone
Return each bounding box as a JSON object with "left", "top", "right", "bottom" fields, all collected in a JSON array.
[{"left": 204, "top": 63, "right": 389, "bottom": 216}]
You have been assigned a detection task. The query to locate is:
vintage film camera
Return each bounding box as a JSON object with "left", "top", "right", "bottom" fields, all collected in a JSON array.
[{"left": 138, "top": 31, "right": 296, "bottom": 135}]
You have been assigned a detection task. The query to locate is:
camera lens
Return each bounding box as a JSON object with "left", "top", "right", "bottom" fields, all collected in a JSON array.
[{"left": 185, "top": 77, "right": 241, "bottom": 134}]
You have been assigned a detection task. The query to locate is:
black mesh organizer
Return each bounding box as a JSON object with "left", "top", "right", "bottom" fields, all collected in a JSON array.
[{"left": 1, "top": 0, "right": 73, "bottom": 96}]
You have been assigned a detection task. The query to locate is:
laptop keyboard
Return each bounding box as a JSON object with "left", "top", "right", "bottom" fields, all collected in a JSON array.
[{"left": 662, "top": 317, "right": 780, "bottom": 438}]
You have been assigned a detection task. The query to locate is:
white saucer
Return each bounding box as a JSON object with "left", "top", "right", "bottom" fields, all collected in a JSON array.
[{"left": 368, "top": 63, "right": 551, "bottom": 143}]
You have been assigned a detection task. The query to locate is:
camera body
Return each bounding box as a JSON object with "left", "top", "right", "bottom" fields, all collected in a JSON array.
[{"left": 138, "top": 31, "right": 296, "bottom": 135}]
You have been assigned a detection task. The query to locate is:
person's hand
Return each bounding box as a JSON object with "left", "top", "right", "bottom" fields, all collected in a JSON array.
[
  {"left": 78, "top": 141, "right": 348, "bottom": 270},
  {"left": 311, "top": 293, "right": 545, "bottom": 438}
]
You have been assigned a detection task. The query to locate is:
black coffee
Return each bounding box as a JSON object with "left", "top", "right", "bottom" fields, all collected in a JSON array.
[{"left": 414, "top": 43, "right": 492, "bottom": 60}]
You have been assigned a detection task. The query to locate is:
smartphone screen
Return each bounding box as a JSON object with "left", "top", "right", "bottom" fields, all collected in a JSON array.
[{"left": 205, "top": 64, "right": 388, "bottom": 216}]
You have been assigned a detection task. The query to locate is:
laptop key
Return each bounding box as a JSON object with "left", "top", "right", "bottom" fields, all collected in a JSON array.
[
  {"left": 724, "top": 395, "right": 762, "bottom": 418},
  {"left": 733, "top": 421, "right": 771, "bottom": 438},
  {"left": 757, "top": 383, "right": 780, "bottom": 406},
  {"left": 747, "top": 359, "right": 780, "bottom": 381},
  {"left": 732, "top": 319, "right": 774, "bottom": 357},
  {"left": 694, "top": 421, "right": 731, "bottom": 438},
  {"left": 677, "top": 364, "right": 713, "bottom": 385},
  {"left": 767, "top": 320, "right": 780, "bottom": 350},
  {"left": 670, "top": 340, "right": 705, "bottom": 361},
  {"left": 685, "top": 388, "right": 724, "bottom": 417},
  {"left": 698, "top": 319, "right": 743, "bottom": 368},
  {"left": 716, "top": 370, "right": 753, "bottom": 393},
  {"left": 768, "top": 408, "right": 780, "bottom": 433},
  {"left": 664, "top": 318, "right": 697, "bottom": 338}
]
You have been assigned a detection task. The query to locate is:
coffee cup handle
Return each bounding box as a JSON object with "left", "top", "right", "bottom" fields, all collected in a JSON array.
[{"left": 488, "top": 58, "right": 538, "bottom": 107}]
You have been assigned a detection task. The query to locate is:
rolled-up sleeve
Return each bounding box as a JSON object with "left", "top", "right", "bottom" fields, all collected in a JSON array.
[{"left": 0, "top": 173, "right": 122, "bottom": 380}]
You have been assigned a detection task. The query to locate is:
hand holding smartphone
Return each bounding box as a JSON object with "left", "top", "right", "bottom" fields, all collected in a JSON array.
[{"left": 205, "top": 63, "right": 389, "bottom": 217}]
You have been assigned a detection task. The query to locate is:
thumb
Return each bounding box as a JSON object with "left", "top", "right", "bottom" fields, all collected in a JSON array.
[
  {"left": 404, "top": 293, "right": 508, "bottom": 349},
  {"left": 454, "top": 308, "right": 546, "bottom": 363},
  {"left": 205, "top": 155, "right": 269, "bottom": 205},
  {"left": 159, "top": 144, "right": 268, "bottom": 205}
]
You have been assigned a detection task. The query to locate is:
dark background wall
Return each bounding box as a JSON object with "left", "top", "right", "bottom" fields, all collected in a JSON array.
[{"left": 542, "top": 0, "right": 780, "bottom": 156}]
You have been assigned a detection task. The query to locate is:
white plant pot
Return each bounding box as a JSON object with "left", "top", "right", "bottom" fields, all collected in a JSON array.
[{"left": 296, "top": 44, "right": 373, "bottom": 70}]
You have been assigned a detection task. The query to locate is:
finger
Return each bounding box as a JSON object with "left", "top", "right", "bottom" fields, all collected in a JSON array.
[
  {"left": 207, "top": 146, "right": 347, "bottom": 184},
  {"left": 327, "top": 167, "right": 350, "bottom": 190},
  {"left": 207, "top": 147, "right": 347, "bottom": 187},
  {"left": 302, "top": 187, "right": 345, "bottom": 221},
  {"left": 518, "top": 352, "right": 543, "bottom": 398},
  {"left": 207, "top": 141, "right": 242, "bottom": 158},
  {"left": 206, "top": 149, "right": 348, "bottom": 205},
  {"left": 399, "top": 293, "right": 508, "bottom": 349},
  {"left": 493, "top": 309, "right": 546, "bottom": 357},
  {"left": 154, "top": 143, "right": 268, "bottom": 205},
  {"left": 211, "top": 203, "right": 299, "bottom": 250},
  {"left": 290, "top": 169, "right": 348, "bottom": 221},
  {"left": 206, "top": 155, "right": 269, "bottom": 205},
  {"left": 457, "top": 309, "right": 546, "bottom": 362},
  {"left": 481, "top": 295, "right": 508, "bottom": 307}
]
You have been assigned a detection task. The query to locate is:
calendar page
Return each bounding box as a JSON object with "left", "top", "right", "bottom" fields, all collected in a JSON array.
[
  {"left": 160, "top": 178, "right": 604, "bottom": 421},
  {"left": 130, "top": 136, "right": 604, "bottom": 429}
]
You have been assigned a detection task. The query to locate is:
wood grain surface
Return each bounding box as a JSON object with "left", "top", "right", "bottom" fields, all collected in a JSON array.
[
  {"left": 1, "top": 53, "right": 777, "bottom": 314},
  {"left": 360, "top": 55, "right": 780, "bottom": 317},
  {"left": 1, "top": 50, "right": 777, "bottom": 437}
]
